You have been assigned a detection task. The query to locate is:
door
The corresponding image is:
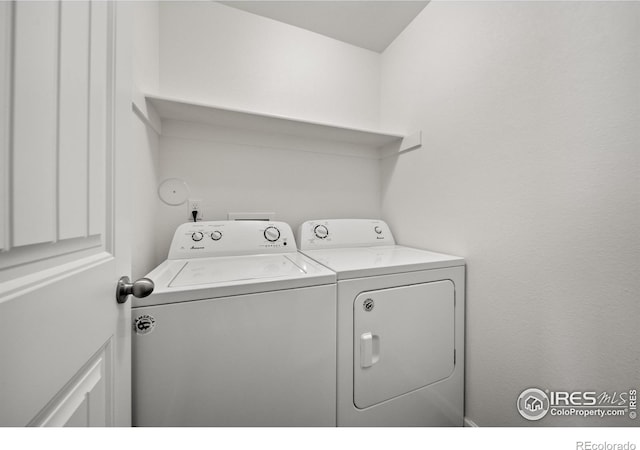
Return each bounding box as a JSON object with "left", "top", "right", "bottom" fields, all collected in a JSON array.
[
  {"left": 353, "top": 281, "right": 455, "bottom": 409},
  {"left": 0, "top": 1, "right": 133, "bottom": 426}
]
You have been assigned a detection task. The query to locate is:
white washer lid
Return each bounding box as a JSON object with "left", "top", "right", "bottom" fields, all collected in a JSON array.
[
  {"left": 301, "top": 245, "right": 464, "bottom": 280},
  {"left": 133, "top": 252, "right": 336, "bottom": 308},
  {"left": 169, "top": 254, "right": 305, "bottom": 287}
]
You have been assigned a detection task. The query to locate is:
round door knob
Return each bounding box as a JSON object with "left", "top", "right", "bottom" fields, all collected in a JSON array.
[
  {"left": 264, "top": 226, "right": 280, "bottom": 242},
  {"left": 116, "top": 276, "right": 154, "bottom": 304},
  {"left": 192, "top": 232, "right": 203, "bottom": 241},
  {"left": 210, "top": 230, "right": 222, "bottom": 241},
  {"left": 314, "top": 225, "right": 329, "bottom": 239}
]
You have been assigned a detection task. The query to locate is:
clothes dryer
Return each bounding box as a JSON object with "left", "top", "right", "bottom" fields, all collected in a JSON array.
[{"left": 298, "top": 219, "right": 465, "bottom": 426}]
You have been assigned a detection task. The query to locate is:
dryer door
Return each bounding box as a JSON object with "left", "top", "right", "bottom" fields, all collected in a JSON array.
[{"left": 353, "top": 280, "right": 455, "bottom": 409}]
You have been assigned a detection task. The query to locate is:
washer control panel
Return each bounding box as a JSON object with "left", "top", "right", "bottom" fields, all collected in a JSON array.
[
  {"left": 297, "top": 219, "right": 395, "bottom": 250},
  {"left": 169, "top": 221, "right": 296, "bottom": 259}
]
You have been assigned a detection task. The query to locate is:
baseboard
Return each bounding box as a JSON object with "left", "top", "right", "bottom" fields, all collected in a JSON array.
[{"left": 464, "top": 417, "right": 479, "bottom": 427}]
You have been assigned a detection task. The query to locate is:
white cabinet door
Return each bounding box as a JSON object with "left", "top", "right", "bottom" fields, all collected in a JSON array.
[
  {"left": 353, "top": 281, "right": 455, "bottom": 409},
  {"left": 0, "top": 1, "right": 133, "bottom": 426}
]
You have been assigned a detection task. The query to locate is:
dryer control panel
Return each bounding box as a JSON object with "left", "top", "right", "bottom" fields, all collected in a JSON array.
[
  {"left": 168, "top": 221, "right": 297, "bottom": 259},
  {"left": 297, "top": 219, "right": 395, "bottom": 250}
]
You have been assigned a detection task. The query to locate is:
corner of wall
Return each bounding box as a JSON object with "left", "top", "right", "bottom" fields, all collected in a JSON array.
[{"left": 131, "top": 1, "right": 162, "bottom": 278}]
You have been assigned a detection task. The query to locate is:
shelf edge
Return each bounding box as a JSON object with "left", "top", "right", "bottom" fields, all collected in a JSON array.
[{"left": 144, "top": 94, "right": 405, "bottom": 147}]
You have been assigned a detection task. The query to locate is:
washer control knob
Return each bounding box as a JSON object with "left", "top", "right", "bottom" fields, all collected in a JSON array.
[
  {"left": 191, "top": 232, "right": 204, "bottom": 242},
  {"left": 374, "top": 226, "right": 382, "bottom": 235},
  {"left": 264, "top": 226, "right": 280, "bottom": 242},
  {"left": 210, "top": 230, "right": 222, "bottom": 241},
  {"left": 314, "top": 225, "right": 329, "bottom": 239}
]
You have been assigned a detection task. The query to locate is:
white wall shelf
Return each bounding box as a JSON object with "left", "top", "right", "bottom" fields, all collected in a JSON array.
[{"left": 145, "top": 95, "right": 405, "bottom": 148}]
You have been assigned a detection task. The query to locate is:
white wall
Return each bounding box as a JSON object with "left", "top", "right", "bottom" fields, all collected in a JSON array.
[
  {"left": 132, "top": 1, "right": 159, "bottom": 94},
  {"left": 131, "top": 1, "right": 161, "bottom": 279},
  {"left": 159, "top": 1, "right": 380, "bottom": 130},
  {"left": 146, "top": 1, "right": 383, "bottom": 264},
  {"left": 154, "top": 120, "right": 381, "bottom": 261},
  {"left": 380, "top": 2, "right": 640, "bottom": 426}
]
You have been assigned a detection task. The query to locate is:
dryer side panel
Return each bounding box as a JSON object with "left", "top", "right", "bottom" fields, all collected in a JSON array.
[{"left": 353, "top": 281, "right": 455, "bottom": 409}]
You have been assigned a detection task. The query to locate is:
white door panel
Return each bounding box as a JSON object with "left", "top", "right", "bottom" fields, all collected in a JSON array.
[
  {"left": 0, "top": 2, "right": 9, "bottom": 251},
  {"left": 88, "top": 0, "right": 108, "bottom": 236},
  {"left": 0, "top": 1, "right": 132, "bottom": 427},
  {"left": 58, "top": 0, "right": 91, "bottom": 241},
  {"left": 0, "top": 256, "right": 116, "bottom": 425},
  {"left": 30, "top": 345, "right": 110, "bottom": 427},
  {"left": 11, "top": 0, "right": 58, "bottom": 247},
  {"left": 353, "top": 281, "right": 455, "bottom": 409}
]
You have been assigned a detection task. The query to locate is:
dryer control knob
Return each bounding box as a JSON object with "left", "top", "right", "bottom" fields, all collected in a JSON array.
[
  {"left": 191, "top": 232, "right": 204, "bottom": 242},
  {"left": 264, "top": 226, "right": 280, "bottom": 242},
  {"left": 210, "top": 230, "right": 222, "bottom": 241},
  {"left": 314, "top": 225, "right": 329, "bottom": 239},
  {"left": 374, "top": 226, "right": 382, "bottom": 234}
]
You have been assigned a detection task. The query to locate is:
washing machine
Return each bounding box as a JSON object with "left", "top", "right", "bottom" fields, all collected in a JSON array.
[
  {"left": 132, "top": 221, "right": 337, "bottom": 426},
  {"left": 297, "top": 219, "right": 465, "bottom": 426}
]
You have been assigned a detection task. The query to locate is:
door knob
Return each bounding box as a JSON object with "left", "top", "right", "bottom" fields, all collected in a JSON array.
[{"left": 116, "top": 276, "right": 154, "bottom": 304}]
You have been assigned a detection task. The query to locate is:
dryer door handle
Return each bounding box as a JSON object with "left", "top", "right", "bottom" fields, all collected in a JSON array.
[{"left": 360, "top": 332, "right": 380, "bottom": 368}]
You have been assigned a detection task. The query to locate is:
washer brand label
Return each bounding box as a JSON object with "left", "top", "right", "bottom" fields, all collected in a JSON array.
[{"left": 134, "top": 314, "right": 156, "bottom": 335}]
